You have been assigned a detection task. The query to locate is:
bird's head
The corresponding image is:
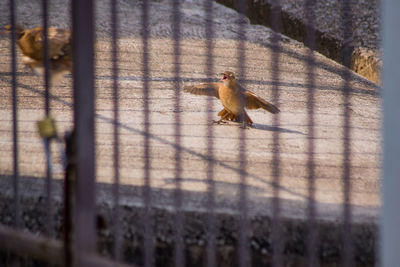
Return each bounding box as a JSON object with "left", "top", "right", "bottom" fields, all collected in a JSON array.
[{"left": 218, "top": 71, "right": 236, "bottom": 86}]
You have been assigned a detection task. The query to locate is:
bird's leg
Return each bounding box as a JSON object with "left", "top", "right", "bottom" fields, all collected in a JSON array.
[
  {"left": 237, "top": 113, "right": 251, "bottom": 129},
  {"left": 213, "top": 111, "right": 230, "bottom": 124},
  {"left": 239, "top": 120, "right": 251, "bottom": 129}
]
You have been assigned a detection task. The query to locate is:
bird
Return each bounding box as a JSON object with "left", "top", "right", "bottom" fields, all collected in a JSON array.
[
  {"left": 4, "top": 24, "right": 72, "bottom": 84},
  {"left": 183, "top": 71, "right": 280, "bottom": 127}
]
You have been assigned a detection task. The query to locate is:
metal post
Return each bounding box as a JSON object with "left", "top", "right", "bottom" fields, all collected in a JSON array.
[
  {"left": 63, "top": 131, "right": 76, "bottom": 267},
  {"left": 204, "top": 0, "right": 217, "bottom": 266},
  {"left": 111, "top": 0, "right": 122, "bottom": 261},
  {"left": 270, "top": 1, "right": 283, "bottom": 266},
  {"left": 9, "top": 0, "right": 20, "bottom": 230},
  {"left": 340, "top": 0, "right": 353, "bottom": 265},
  {"left": 304, "top": 0, "right": 317, "bottom": 265},
  {"left": 41, "top": 0, "right": 54, "bottom": 238},
  {"left": 233, "top": 0, "right": 250, "bottom": 266},
  {"left": 141, "top": 0, "right": 154, "bottom": 265},
  {"left": 71, "top": 0, "right": 97, "bottom": 265},
  {"left": 172, "top": 0, "right": 184, "bottom": 264},
  {"left": 381, "top": 0, "right": 400, "bottom": 266}
]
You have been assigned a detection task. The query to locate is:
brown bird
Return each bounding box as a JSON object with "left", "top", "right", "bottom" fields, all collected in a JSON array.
[
  {"left": 4, "top": 24, "right": 72, "bottom": 84},
  {"left": 183, "top": 71, "right": 280, "bottom": 127}
]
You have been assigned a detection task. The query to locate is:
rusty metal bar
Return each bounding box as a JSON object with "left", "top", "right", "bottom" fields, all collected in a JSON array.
[
  {"left": 9, "top": 0, "right": 20, "bottom": 230},
  {"left": 304, "top": 0, "right": 318, "bottom": 266},
  {"left": 140, "top": 0, "right": 154, "bottom": 265},
  {"left": 79, "top": 253, "right": 137, "bottom": 267},
  {"left": 270, "top": 0, "right": 283, "bottom": 266},
  {"left": 111, "top": 0, "right": 122, "bottom": 261},
  {"left": 71, "top": 0, "right": 97, "bottom": 264},
  {"left": 0, "top": 224, "right": 136, "bottom": 267},
  {"left": 172, "top": 0, "right": 184, "bottom": 265},
  {"left": 0, "top": 224, "right": 63, "bottom": 266},
  {"left": 340, "top": 0, "right": 354, "bottom": 266},
  {"left": 204, "top": 0, "right": 217, "bottom": 266}
]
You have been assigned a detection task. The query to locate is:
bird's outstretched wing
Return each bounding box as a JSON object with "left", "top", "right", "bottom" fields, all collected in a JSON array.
[
  {"left": 244, "top": 90, "right": 280, "bottom": 114},
  {"left": 183, "top": 82, "right": 220, "bottom": 99},
  {"left": 31, "top": 27, "right": 72, "bottom": 60},
  {"left": 4, "top": 24, "right": 24, "bottom": 35},
  {"left": 7, "top": 26, "right": 72, "bottom": 61}
]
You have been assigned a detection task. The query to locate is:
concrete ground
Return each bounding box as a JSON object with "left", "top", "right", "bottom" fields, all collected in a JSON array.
[{"left": 0, "top": 0, "right": 380, "bottom": 260}]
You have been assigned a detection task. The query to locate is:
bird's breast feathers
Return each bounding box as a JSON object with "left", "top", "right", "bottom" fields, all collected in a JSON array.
[{"left": 219, "top": 84, "right": 244, "bottom": 114}]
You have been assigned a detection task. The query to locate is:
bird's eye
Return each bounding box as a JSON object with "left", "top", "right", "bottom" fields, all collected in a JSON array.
[{"left": 222, "top": 75, "right": 227, "bottom": 80}]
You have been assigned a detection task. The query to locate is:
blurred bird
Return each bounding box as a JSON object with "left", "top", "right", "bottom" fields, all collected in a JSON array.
[
  {"left": 4, "top": 24, "right": 72, "bottom": 84},
  {"left": 183, "top": 71, "right": 280, "bottom": 127}
]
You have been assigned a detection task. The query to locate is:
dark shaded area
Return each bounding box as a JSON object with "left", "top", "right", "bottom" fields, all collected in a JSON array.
[
  {"left": 0, "top": 175, "right": 377, "bottom": 266},
  {"left": 218, "top": 0, "right": 347, "bottom": 64}
]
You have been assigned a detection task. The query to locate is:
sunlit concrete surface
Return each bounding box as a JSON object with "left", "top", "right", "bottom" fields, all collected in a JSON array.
[{"left": 0, "top": 0, "right": 380, "bottom": 224}]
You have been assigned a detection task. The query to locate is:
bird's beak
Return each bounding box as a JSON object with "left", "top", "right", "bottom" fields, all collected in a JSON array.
[{"left": 218, "top": 73, "right": 226, "bottom": 81}]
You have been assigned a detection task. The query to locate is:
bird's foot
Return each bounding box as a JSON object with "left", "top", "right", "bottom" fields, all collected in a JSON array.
[
  {"left": 212, "top": 119, "right": 228, "bottom": 125},
  {"left": 239, "top": 122, "right": 252, "bottom": 129}
]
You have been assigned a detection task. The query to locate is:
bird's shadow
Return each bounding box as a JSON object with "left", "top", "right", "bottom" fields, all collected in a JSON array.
[
  {"left": 216, "top": 121, "right": 305, "bottom": 135},
  {"left": 251, "top": 123, "right": 305, "bottom": 135}
]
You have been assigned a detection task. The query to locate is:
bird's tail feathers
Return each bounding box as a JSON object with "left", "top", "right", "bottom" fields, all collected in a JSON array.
[
  {"left": 242, "top": 110, "right": 253, "bottom": 124},
  {"left": 259, "top": 99, "right": 280, "bottom": 114}
]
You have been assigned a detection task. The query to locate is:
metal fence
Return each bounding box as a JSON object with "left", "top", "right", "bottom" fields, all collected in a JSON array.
[{"left": 0, "top": 0, "right": 387, "bottom": 266}]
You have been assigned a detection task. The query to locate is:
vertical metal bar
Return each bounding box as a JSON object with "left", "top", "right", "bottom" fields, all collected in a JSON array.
[
  {"left": 340, "top": 0, "right": 353, "bottom": 266},
  {"left": 111, "top": 0, "right": 122, "bottom": 261},
  {"left": 43, "top": 137, "right": 53, "bottom": 236},
  {"left": 71, "top": 0, "right": 97, "bottom": 264},
  {"left": 63, "top": 131, "right": 75, "bottom": 267},
  {"left": 172, "top": 0, "right": 184, "bottom": 265},
  {"left": 304, "top": 0, "right": 317, "bottom": 266},
  {"left": 141, "top": 0, "right": 153, "bottom": 266},
  {"left": 41, "top": 0, "right": 54, "bottom": 237},
  {"left": 9, "top": 0, "right": 20, "bottom": 229},
  {"left": 204, "top": 0, "right": 216, "bottom": 266},
  {"left": 233, "top": 0, "right": 249, "bottom": 266},
  {"left": 42, "top": 0, "right": 50, "bottom": 115},
  {"left": 270, "top": 0, "right": 283, "bottom": 266},
  {"left": 238, "top": 87, "right": 249, "bottom": 267},
  {"left": 381, "top": 0, "right": 400, "bottom": 266}
]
